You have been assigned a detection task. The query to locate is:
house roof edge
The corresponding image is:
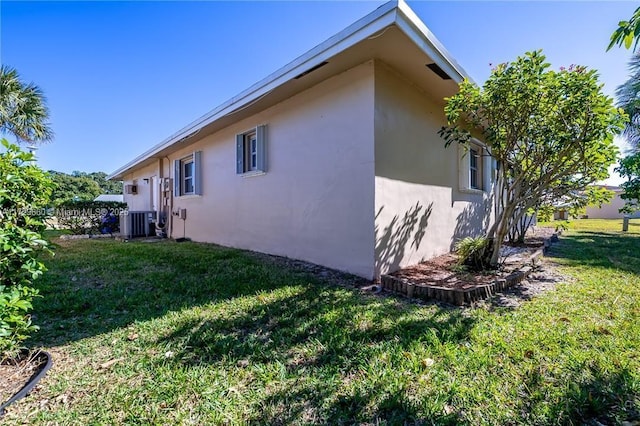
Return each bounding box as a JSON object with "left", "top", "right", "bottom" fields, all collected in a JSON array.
[{"left": 108, "top": 0, "right": 470, "bottom": 180}]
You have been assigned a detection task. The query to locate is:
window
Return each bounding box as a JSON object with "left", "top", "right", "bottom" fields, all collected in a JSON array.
[
  {"left": 459, "top": 140, "right": 492, "bottom": 193},
  {"left": 469, "top": 147, "right": 481, "bottom": 190},
  {"left": 236, "top": 125, "right": 266, "bottom": 174},
  {"left": 246, "top": 131, "right": 258, "bottom": 172},
  {"left": 174, "top": 151, "right": 202, "bottom": 196},
  {"left": 182, "top": 158, "right": 195, "bottom": 195}
]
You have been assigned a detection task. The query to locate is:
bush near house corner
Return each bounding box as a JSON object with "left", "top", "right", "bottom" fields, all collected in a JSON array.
[
  {"left": 0, "top": 140, "right": 53, "bottom": 358},
  {"left": 455, "top": 236, "right": 492, "bottom": 271},
  {"left": 55, "top": 200, "right": 127, "bottom": 235}
]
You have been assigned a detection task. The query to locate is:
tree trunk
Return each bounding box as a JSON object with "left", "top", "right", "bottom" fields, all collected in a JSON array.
[
  {"left": 488, "top": 201, "right": 518, "bottom": 267},
  {"left": 489, "top": 223, "right": 508, "bottom": 267}
]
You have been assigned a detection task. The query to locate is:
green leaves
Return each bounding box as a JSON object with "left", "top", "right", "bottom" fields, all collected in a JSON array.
[
  {"left": 607, "top": 7, "right": 640, "bottom": 51},
  {"left": 0, "top": 139, "right": 53, "bottom": 356},
  {"left": 441, "top": 50, "right": 624, "bottom": 266},
  {"left": 615, "top": 54, "right": 640, "bottom": 149},
  {"left": 615, "top": 152, "right": 640, "bottom": 213},
  {"left": 0, "top": 65, "right": 53, "bottom": 143},
  {"left": 0, "top": 284, "right": 40, "bottom": 357},
  {"left": 454, "top": 236, "right": 492, "bottom": 271}
]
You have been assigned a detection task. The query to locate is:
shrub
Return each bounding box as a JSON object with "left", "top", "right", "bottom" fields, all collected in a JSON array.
[
  {"left": 0, "top": 139, "right": 53, "bottom": 357},
  {"left": 56, "top": 200, "right": 127, "bottom": 235},
  {"left": 0, "top": 285, "right": 39, "bottom": 358},
  {"left": 455, "top": 236, "right": 493, "bottom": 271}
]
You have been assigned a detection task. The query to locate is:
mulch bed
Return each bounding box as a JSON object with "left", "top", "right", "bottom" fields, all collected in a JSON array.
[
  {"left": 378, "top": 227, "right": 566, "bottom": 306},
  {"left": 390, "top": 227, "right": 556, "bottom": 290},
  {"left": 392, "top": 253, "right": 497, "bottom": 290}
]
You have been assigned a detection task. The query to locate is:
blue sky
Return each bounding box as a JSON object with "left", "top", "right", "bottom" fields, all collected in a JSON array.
[{"left": 1, "top": 1, "right": 636, "bottom": 183}]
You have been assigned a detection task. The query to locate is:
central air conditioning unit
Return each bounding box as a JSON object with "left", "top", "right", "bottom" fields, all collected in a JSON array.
[
  {"left": 124, "top": 184, "right": 138, "bottom": 195},
  {"left": 120, "top": 211, "right": 157, "bottom": 239}
]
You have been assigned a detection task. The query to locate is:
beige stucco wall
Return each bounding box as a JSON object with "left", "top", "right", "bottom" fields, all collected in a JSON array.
[
  {"left": 373, "top": 62, "right": 494, "bottom": 277},
  {"left": 126, "top": 62, "right": 376, "bottom": 278},
  {"left": 585, "top": 192, "right": 640, "bottom": 219},
  {"left": 122, "top": 60, "right": 495, "bottom": 279},
  {"left": 122, "top": 161, "right": 160, "bottom": 211}
]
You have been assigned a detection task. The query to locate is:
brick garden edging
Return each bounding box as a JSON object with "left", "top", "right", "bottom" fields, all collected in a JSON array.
[{"left": 380, "top": 231, "right": 560, "bottom": 305}]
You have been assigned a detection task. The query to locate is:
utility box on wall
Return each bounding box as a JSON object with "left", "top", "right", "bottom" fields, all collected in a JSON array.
[
  {"left": 173, "top": 208, "right": 187, "bottom": 220},
  {"left": 161, "top": 178, "right": 172, "bottom": 193},
  {"left": 124, "top": 184, "right": 138, "bottom": 195}
]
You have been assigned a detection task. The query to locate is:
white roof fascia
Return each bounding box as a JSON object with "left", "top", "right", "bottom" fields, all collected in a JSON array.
[
  {"left": 394, "top": 0, "right": 472, "bottom": 84},
  {"left": 109, "top": 0, "right": 472, "bottom": 180},
  {"left": 108, "top": 1, "right": 399, "bottom": 180}
]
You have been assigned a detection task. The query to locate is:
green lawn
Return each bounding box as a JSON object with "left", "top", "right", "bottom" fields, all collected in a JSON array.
[
  {"left": 539, "top": 217, "right": 640, "bottom": 234},
  {"left": 3, "top": 220, "right": 640, "bottom": 425}
]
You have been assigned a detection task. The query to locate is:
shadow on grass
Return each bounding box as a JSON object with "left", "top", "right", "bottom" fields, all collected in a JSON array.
[
  {"left": 546, "top": 230, "right": 640, "bottom": 275},
  {"left": 32, "top": 238, "right": 474, "bottom": 424},
  {"left": 564, "top": 366, "right": 640, "bottom": 425},
  {"left": 154, "top": 285, "right": 472, "bottom": 366},
  {"left": 31, "top": 239, "right": 365, "bottom": 347},
  {"left": 152, "top": 284, "right": 471, "bottom": 424},
  {"left": 518, "top": 364, "right": 640, "bottom": 424},
  {"left": 29, "top": 233, "right": 640, "bottom": 424},
  {"left": 250, "top": 383, "right": 454, "bottom": 426}
]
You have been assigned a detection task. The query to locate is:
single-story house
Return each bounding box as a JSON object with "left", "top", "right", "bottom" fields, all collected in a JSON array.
[
  {"left": 585, "top": 185, "right": 640, "bottom": 219},
  {"left": 108, "top": 0, "right": 496, "bottom": 279},
  {"left": 94, "top": 194, "right": 124, "bottom": 203}
]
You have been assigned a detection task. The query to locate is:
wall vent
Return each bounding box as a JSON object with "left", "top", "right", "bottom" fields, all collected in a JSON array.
[
  {"left": 294, "top": 61, "right": 329, "bottom": 79},
  {"left": 426, "top": 63, "right": 452, "bottom": 80}
]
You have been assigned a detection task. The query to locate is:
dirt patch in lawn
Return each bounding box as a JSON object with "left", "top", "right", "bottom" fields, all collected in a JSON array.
[{"left": 483, "top": 265, "right": 567, "bottom": 308}]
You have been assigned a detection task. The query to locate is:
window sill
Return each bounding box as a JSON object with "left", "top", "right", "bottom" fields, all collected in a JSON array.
[
  {"left": 459, "top": 187, "right": 486, "bottom": 196},
  {"left": 241, "top": 171, "right": 266, "bottom": 178},
  {"left": 176, "top": 194, "right": 202, "bottom": 199}
]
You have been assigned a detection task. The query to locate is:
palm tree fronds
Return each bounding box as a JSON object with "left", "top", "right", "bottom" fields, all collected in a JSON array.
[{"left": 0, "top": 65, "right": 53, "bottom": 143}]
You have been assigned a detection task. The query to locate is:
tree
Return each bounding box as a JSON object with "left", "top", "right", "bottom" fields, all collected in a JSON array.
[
  {"left": 85, "top": 172, "right": 123, "bottom": 194},
  {"left": 48, "top": 171, "right": 102, "bottom": 204},
  {"left": 615, "top": 54, "right": 640, "bottom": 150},
  {"left": 440, "top": 51, "right": 625, "bottom": 268},
  {"left": 608, "top": 6, "right": 640, "bottom": 51},
  {"left": 616, "top": 152, "right": 640, "bottom": 213},
  {"left": 47, "top": 170, "right": 123, "bottom": 205},
  {"left": 610, "top": 13, "right": 640, "bottom": 213},
  {"left": 0, "top": 65, "right": 53, "bottom": 143}
]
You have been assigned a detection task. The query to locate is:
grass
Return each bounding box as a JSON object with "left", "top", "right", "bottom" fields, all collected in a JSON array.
[
  {"left": 539, "top": 217, "right": 640, "bottom": 234},
  {"left": 2, "top": 220, "right": 640, "bottom": 424}
]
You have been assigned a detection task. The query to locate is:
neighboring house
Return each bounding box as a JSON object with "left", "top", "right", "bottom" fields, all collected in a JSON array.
[
  {"left": 108, "top": 0, "right": 495, "bottom": 279},
  {"left": 552, "top": 198, "right": 574, "bottom": 220},
  {"left": 94, "top": 194, "right": 124, "bottom": 203},
  {"left": 553, "top": 207, "right": 569, "bottom": 221},
  {"left": 585, "top": 186, "right": 640, "bottom": 219}
]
